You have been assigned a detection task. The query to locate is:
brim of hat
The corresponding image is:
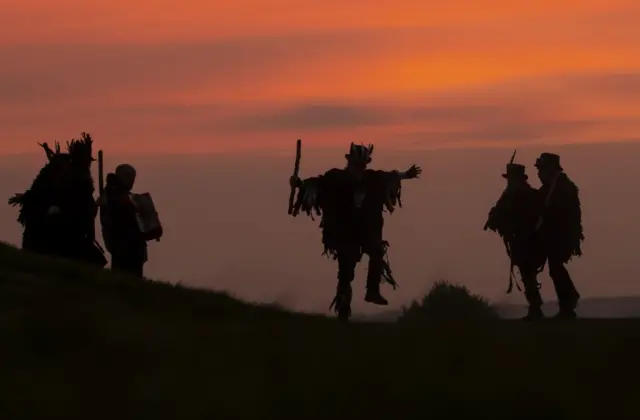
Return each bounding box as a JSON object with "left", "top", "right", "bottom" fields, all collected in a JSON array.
[
  {"left": 534, "top": 163, "right": 562, "bottom": 170},
  {"left": 502, "top": 173, "right": 528, "bottom": 179},
  {"left": 345, "top": 154, "right": 372, "bottom": 163}
]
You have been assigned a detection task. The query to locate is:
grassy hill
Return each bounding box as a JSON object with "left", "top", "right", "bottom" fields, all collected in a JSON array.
[
  {"left": 362, "top": 297, "right": 640, "bottom": 321},
  {"left": 1, "top": 242, "right": 640, "bottom": 419}
]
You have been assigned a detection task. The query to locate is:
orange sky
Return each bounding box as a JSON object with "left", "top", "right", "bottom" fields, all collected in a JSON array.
[{"left": 1, "top": 0, "right": 639, "bottom": 154}]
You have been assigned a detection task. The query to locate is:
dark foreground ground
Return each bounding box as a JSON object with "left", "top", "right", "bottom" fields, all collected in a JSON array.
[{"left": 1, "top": 242, "right": 639, "bottom": 419}]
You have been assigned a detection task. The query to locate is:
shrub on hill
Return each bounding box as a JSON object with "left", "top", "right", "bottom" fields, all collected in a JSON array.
[{"left": 398, "top": 280, "right": 500, "bottom": 322}]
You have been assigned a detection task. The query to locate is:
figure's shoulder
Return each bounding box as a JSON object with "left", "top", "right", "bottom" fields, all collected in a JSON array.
[
  {"left": 365, "top": 168, "right": 385, "bottom": 175},
  {"left": 306, "top": 168, "right": 344, "bottom": 189},
  {"left": 523, "top": 183, "right": 540, "bottom": 195},
  {"left": 557, "top": 173, "right": 577, "bottom": 187},
  {"left": 522, "top": 184, "right": 542, "bottom": 203},
  {"left": 366, "top": 169, "right": 400, "bottom": 187},
  {"left": 364, "top": 168, "right": 391, "bottom": 179},
  {"left": 536, "top": 182, "right": 549, "bottom": 194},
  {"left": 556, "top": 174, "right": 580, "bottom": 199},
  {"left": 321, "top": 168, "right": 346, "bottom": 180},
  {"left": 324, "top": 167, "right": 344, "bottom": 175}
]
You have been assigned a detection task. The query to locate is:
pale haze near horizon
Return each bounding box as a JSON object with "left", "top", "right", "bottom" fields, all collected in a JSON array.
[{"left": 1, "top": 142, "right": 638, "bottom": 316}]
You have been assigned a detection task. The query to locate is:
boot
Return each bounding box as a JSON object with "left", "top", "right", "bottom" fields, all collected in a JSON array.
[
  {"left": 552, "top": 309, "right": 577, "bottom": 320},
  {"left": 364, "top": 287, "right": 388, "bottom": 306},
  {"left": 521, "top": 305, "right": 544, "bottom": 321},
  {"left": 553, "top": 291, "right": 579, "bottom": 320},
  {"left": 365, "top": 254, "right": 388, "bottom": 306},
  {"left": 552, "top": 305, "right": 577, "bottom": 320},
  {"left": 522, "top": 283, "right": 544, "bottom": 321},
  {"left": 337, "top": 305, "right": 351, "bottom": 321},
  {"left": 549, "top": 262, "right": 580, "bottom": 320},
  {"left": 331, "top": 283, "right": 353, "bottom": 321}
]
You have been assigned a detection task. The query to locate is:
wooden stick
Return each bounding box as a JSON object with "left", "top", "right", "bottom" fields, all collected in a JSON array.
[
  {"left": 287, "top": 139, "right": 302, "bottom": 215},
  {"left": 97, "top": 150, "right": 104, "bottom": 196}
]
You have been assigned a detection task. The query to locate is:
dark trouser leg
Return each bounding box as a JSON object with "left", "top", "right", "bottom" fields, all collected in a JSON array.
[
  {"left": 364, "top": 240, "right": 388, "bottom": 306},
  {"left": 111, "top": 254, "right": 145, "bottom": 278},
  {"left": 519, "top": 264, "right": 544, "bottom": 320},
  {"left": 510, "top": 236, "right": 544, "bottom": 320},
  {"left": 334, "top": 244, "right": 360, "bottom": 319},
  {"left": 548, "top": 257, "right": 580, "bottom": 316}
]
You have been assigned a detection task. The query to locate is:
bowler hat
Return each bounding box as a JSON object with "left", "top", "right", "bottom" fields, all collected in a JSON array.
[
  {"left": 502, "top": 163, "right": 528, "bottom": 179},
  {"left": 535, "top": 153, "right": 563, "bottom": 170}
]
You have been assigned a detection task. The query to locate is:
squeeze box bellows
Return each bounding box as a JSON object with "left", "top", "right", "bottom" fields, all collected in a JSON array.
[{"left": 131, "top": 192, "right": 163, "bottom": 241}]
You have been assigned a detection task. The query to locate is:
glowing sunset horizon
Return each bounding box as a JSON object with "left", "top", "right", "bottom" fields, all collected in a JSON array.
[{"left": 1, "top": 0, "right": 639, "bottom": 154}]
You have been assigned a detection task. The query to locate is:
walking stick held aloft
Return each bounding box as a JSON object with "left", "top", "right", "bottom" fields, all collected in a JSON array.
[
  {"left": 97, "top": 150, "right": 104, "bottom": 196},
  {"left": 288, "top": 139, "right": 302, "bottom": 215}
]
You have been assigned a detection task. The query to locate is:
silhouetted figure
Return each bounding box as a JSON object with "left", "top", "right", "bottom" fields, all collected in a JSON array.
[
  {"left": 99, "top": 164, "right": 161, "bottom": 278},
  {"left": 535, "top": 153, "right": 584, "bottom": 319},
  {"left": 8, "top": 134, "right": 106, "bottom": 267},
  {"left": 65, "top": 135, "right": 107, "bottom": 266},
  {"left": 290, "top": 143, "right": 421, "bottom": 320},
  {"left": 485, "top": 162, "right": 545, "bottom": 320}
]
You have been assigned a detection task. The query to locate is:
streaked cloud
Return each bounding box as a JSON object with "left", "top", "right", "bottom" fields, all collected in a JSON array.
[{"left": 0, "top": 1, "right": 639, "bottom": 153}]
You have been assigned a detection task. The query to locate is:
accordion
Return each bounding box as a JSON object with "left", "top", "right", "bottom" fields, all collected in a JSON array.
[{"left": 131, "top": 192, "right": 164, "bottom": 241}]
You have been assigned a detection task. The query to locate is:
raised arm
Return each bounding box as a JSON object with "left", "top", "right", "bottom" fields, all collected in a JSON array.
[
  {"left": 376, "top": 164, "right": 422, "bottom": 183},
  {"left": 374, "top": 165, "right": 421, "bottom": 213},
  {"left": 396, "top": 164, "right": 422, "bottom": 180}
]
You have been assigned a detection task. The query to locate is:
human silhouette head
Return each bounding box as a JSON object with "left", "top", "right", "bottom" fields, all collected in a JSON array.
[
  {"left": 535, "top": 153, "right": 563, "bottom": 184},
  {"left": 345, "top": 143, "right": 373, "bottom": 177},
  {"left": 67, "top": 133, "right": 96, "bottom": 169},
  {"left": 502, "top": 163, "right": 529, "bottom": 186},
  {"left": 115, "top": 164, "right": 137, "bottom": 191}
]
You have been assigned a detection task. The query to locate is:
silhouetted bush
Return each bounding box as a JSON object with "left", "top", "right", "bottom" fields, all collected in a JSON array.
[{"left": 398, "top": 280, "right": 500, "bottom": 322}]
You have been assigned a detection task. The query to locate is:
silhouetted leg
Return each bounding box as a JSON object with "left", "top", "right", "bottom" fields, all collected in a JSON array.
[
  {"left": 548, "top": 257, "right": 579, "bottom": 319},
  {"left": 21, "top": 227, "right": 40, "bottom": 253},
  {"left": 334, "top": 243, "right": 360, "bottom": 320},
  {"left": 363, "top": 239, "right": 388, "bottom": 306},
  {"left": 112, "top": 254, "right": 145, "bottom": 278},
  {"left": 132, "top": 262, "right": 144, "bottom": 278},
  {"left": 519, "top": 264, "right": 544, "bottom": 320}
]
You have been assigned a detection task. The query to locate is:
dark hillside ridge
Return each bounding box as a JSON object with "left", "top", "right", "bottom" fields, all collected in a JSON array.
[{"left": 2, "top": 241, "right": 640, "bottom": 418}]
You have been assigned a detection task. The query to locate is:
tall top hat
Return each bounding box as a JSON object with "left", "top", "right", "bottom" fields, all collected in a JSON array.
[
  {"left": 534, "top": 152, "right": 563, "bottom": 171},
  {"left": 345, "top": 143, "right": 373, "bottom": 164},
  {"left": 502, "top": 163, "right": 528, "bottom": 179}
]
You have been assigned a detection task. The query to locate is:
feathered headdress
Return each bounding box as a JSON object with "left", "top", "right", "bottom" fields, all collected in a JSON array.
[
  {"left": 37, "top": 132, "right": 95, "bottom": 164},
  {"left": 345, "top": 143, "right": 374, "bottom": 164},
  {"left": 67, "top": 132, "right": 95, "bottom": 165},
  {"left": 8, "top": 132, "right": 96, "bottom": 209},
  {"left": 37, "top": 141, "right": 62, "bottom": 162}
]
